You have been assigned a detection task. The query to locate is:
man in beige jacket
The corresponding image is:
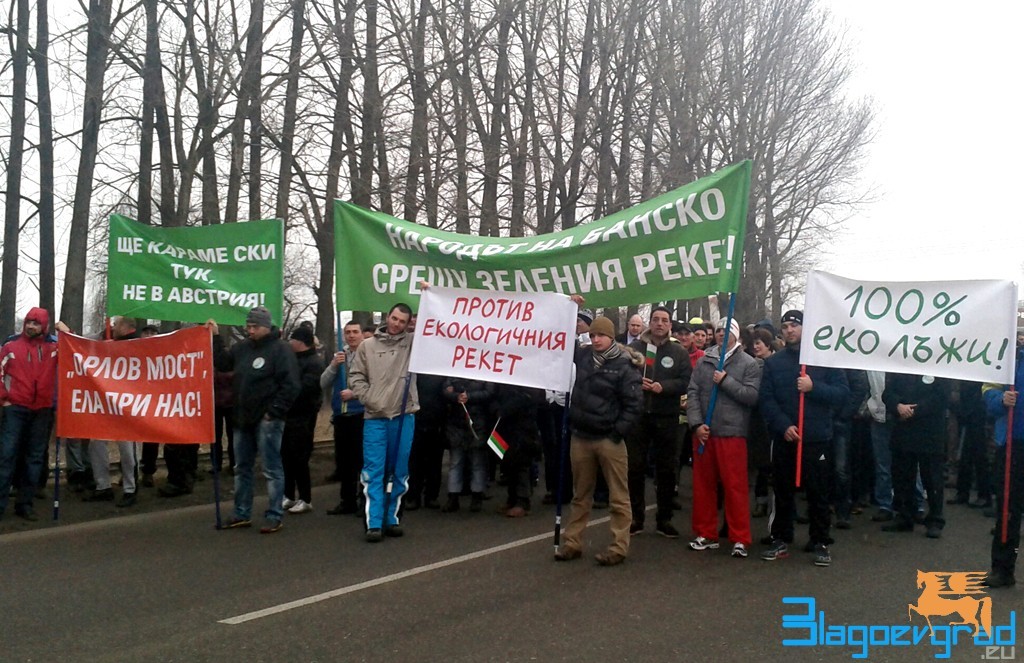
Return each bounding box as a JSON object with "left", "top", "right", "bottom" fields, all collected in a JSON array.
[{"left": 348, "top": 303, "right": 420, "bottom": 542}]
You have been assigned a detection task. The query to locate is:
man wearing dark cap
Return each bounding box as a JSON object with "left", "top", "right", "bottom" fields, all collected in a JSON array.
[
  {"left": 758, "top": 309, "right": 849, "bottom": 567},
  {"left": 208, "top": 306, "right": 300, "bottom": 533},
  {"left": 555, "top": 315, "right": 642, "bottom": 566},
  {"left": 576, "top": 309, "right": 594, "bottom": 347},
  {"left": 281, "top": 325, "right": 324, "bottom": 515}
]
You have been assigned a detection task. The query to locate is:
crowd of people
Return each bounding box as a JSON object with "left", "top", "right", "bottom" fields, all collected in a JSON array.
[{"left": 0, "top": 302, "right": 1021, "bottom": 588}]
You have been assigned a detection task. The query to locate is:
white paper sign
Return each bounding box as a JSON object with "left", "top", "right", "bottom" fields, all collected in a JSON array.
[
  {"left": 410, "top": 286, "right": 577, "bottom": 391},
  {"left": 801, "top": 271, "right": 1018, "bottom": 383}
]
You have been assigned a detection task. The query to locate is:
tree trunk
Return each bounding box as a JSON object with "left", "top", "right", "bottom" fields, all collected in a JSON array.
[
  {"left": 275, "top": 0, "right": 305, "bottom": 222},
  {"left": 33, "top": 0, "right": 56, "bottom": 319}
]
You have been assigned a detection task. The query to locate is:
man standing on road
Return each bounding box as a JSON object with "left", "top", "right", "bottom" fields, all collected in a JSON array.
[
  {"left": 686, "top": 318, "right": 762, "bottom": 558},
  {"left": 626, "top": 306, "right": 691, "bottom": 538},
  {"left": 348, "top": 303, "right": 420, "bottom": 543},
  {"left": 85, "top": 316, "right": 141, "bottom": 508},
  {"left": 555, "top": 315, "right": 642, "bottom": 566},
  {"left": 759, "top": 310, "right": 848, "bottom": 567},
  {"left": 0, "top": 308, "right": 67, "bottom": 521},
  {"left": 981, "top": 337, "right": 1023, "bottom": 588},
  {"left": 321, "top": 320, "right": 366, "bottom": 515},
  {"left": 209, "top": 306, "right": 300, "bottom": 534}
]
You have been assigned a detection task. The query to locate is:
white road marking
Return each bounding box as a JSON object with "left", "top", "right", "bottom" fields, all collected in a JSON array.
[{"left": 220, "top": 513, "right": 622, "bottom": 625}]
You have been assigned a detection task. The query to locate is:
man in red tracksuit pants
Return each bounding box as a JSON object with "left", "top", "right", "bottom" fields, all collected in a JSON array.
[{"left": 685, "top": 318, "right": 762, "bottom": 558}]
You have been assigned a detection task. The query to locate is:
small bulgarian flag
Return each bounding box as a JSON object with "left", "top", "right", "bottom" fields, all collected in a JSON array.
[
  {"left": 645, "top": 343, "right": 657, "bottom": 375},
  {"left": 486, "top": 419, "right": 508, "bottom": 459}
]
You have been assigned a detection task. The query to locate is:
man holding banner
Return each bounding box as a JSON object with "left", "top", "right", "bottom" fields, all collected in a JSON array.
[
  {"left": 982, "top": 340, "right": 1023, "bottom": 588},
  {"left": 759, "top": 310, "right": 849, "bottom": 567},
  {"left": 348, "top": 303, "right": 419, "bottom": 543},
  {"left": 210, "top": 307, "right": 300, "bottom": 534}
]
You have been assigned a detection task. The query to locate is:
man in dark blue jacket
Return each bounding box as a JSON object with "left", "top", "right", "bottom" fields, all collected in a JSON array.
[{"left": 759, "top": 310, "right": 849, "bottom": 567}]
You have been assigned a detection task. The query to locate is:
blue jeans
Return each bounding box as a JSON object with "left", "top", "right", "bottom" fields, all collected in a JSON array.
[
  {"left": 0, "top": 405, "right": 53, "bottom": 516},
  {"left": 871, "top": 420, "right": 893, "bottom": 512},
  {"left": 362, "top": 415, "right": 414, "bottom": 530},
  {"left": 447, "top": 446, "right": 488, "bottom": 494},
  {"left": 233, "top": 418, "right": 285, "bottom": 522}
]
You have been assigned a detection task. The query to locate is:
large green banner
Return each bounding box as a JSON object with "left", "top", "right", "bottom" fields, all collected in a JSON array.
[
  {"left": 335, "top": 161, "right": 751, "bottom": 311},
  {"left": 108, "top": 215, "right": 284, "bottom": 325}
]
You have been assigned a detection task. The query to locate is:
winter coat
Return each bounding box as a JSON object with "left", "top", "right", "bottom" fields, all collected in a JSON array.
[
  {"left": 492, "top": 384, "right": 545, "bottom": 455},
  {"left": 883, "top": 373, "right": 950, "bottom": 455},
  {"left": 569, "top": 344, "right": 642, "bottom": 442},
  {"left": 629, "top": 331, "right": 692, "bottom": 417},
  {"left": 287, "top": 347, "right": 324, "bottom": 422},
  {"left": 686, "top": 343, "right": 762, "bottom": 438},
  {"left": 982, "top": 345, "right": 1024, "bottom": 448},
  {"left": 348, "top": 326, "right": 420, "bottom": 419},
  {"left": 759, "top": 343, "right": 849, "bottom": 444},
  {"left": 213, "top": 330, "right": 301, "bottom": 427},
  {"left": 444, "top": 377, "right": 496, "bottom": 449},
  {"left": 0, "top": 307, "right": 58, "bottom": 410},
  {"left": 837, "top": 369, "right": 869, "bottom": 421}
]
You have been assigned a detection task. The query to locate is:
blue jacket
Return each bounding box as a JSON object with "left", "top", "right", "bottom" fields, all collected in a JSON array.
[
  {"left": 982, "top": 345, "right": 1024, "bottom": 447},
  {"left": 759, "top": 343, "right": 849, "bottom": 444}
]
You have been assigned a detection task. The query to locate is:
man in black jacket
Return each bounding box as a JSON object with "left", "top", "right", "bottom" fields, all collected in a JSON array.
[
  {"left": 626, "top": 306, "right": 691, "bottom": 538},
  {"left": 555, "top": 316, "right": 642, "bottom": 566},
  {"left": 759, "top": 310, "right": 849, "bottom": 567},
  {"left": 281, "top": 326, "right": 324, "bottom": 515},
  {"left": 209, "top": 307, "right": 300, "bottom": 533}
]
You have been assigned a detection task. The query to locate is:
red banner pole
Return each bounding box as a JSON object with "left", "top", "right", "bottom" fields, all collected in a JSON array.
[{"left": 795, "top": 365, "right": 806, "bottom": 488}]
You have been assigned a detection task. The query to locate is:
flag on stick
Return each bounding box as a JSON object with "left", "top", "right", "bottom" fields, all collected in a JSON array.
[
  {"left": 644, "top": 343, "right": 657, "bottom": 378},
  {"left": 487, "top": 419, "right": 508, "bottom": 459}
]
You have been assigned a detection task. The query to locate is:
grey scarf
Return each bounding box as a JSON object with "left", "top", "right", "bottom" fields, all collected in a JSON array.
[{"left": 593, "top": 343, "right": 622, "bottom": 369}]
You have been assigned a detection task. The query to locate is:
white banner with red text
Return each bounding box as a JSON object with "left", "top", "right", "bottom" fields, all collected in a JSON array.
[{"left": 410, "top": 286, "right": 577, "bottom": 391}]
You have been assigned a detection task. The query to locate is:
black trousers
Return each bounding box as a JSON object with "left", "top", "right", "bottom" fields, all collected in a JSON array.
[
  {"left": 955, "top": 419, "right": 992, "bottom": 500},
  {"left": 333, "top": 414, "right": 364, "bottom": 508},
  {"left": 626, "top": 414, "right": 680, "bottom": 525},
  {"left": 408, "top": 416, "right": 444, "bottom": 503},
  {"left": 502, "top": 436, "right": 539, "bottom": 509},
  {"left": 282, "top": 415, "right": 315, "bottom": 503},
  {"left": 991, "top": 445, "right": 1022, "bottom": 576},
  {"left": 164, "top": 444, "right": 198, "bottom": 489},
  {"left": 892, "top": 448, "right": 944, "bottom": 529},
  {"left": 140, "top": 443, "right": 160, "bottom": 476},
  {"left": 771, "top": 438, "right": 832, "bottom": 545},
  {"left": 540, "top": 402, "right": 572, "bottom": 502}
]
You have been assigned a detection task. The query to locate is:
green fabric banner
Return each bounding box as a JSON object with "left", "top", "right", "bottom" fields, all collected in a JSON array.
[
  {"left": 335, "top": 161, "right": 751, "bottom": 311},
  {"left": 107, "top": 215, "right": 284, "bottom": 326}
]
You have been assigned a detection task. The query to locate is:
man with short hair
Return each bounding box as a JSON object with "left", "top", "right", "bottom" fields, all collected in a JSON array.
[
  {"left": 209, "top": 306, "right": 300, "bottom": 534},
  {"left": 85, "top": 316, "right": 141, "bottom": 508},
  {"left": 576, "top": 309, "right": 594, "bottom": 347},
  {"left": 759, "top": 310, "right": 849, "bottom": 567},
  {"left": 0, "top": 308, "right": 65, "bottom": 521},
  {"left": 348, "top": 303, "right": 420, "bottom": 542},
  {"left": 617, "top": 315, "right": 644, "bottom": 346},
  {"left": 322, "top": 320, "right": 366, "bottom": 515},
  {"left": 627, "top": 306, "right": 691, "bottom": 538}
]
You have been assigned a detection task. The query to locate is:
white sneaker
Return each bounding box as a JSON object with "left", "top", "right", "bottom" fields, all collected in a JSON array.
[
  {"left": 282, "top": 498, "right": 297, "bottom": 510},
  {"left": 288, "top": 500, "right": 313, "bottom": 514},
  {"left": 688, "top": 536, "right": 720, "bottom": 551},
  {"left": 731, "top": 543, "right": 749, "bottom": 558}
]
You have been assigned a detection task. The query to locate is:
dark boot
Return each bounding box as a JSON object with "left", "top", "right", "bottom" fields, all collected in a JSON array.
[
  {"left": 470, "top": 493, "right": 484, "bottom": 512},
  {"left": 441, "top": 495, "right": 460, "bottom": 513}
]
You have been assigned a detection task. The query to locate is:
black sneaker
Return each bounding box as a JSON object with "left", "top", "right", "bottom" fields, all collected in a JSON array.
[
  {"left": 983, "top": 572, "right": 1017, "bottom": 588},
  {"left": 629, "top": 522, "right": 643, "bottom": 536},
  {"left": 656, "top": 522, "right": 680, "bottom": 539},
  {"left": 83, "top": 488, "right": 114, "bottom": 502},
  {"left": 925, "top": 525, "right": 942, "bottom": 539},
  {"left": 385, "top": 525, "right": 404, "bottom": 538},
  {"left": 760, "top": 540, "right": 789, "bottom": 561},
  {"left": 116, "top": 492, "right": 137, "bottom": 508},
  {"left": 365, "top": 528, "right": 383, "bottom": 543},
  {"left": 813, "top": 544, "right": 831, "bottom": 567}
]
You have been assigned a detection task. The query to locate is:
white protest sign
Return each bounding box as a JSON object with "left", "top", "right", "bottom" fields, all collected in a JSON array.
[
  {"left": 410, "top": 286, "right": 577, "bottom": 392},
  {"left": 801, "top": 271, "right": 1018, "bottom": 383}
]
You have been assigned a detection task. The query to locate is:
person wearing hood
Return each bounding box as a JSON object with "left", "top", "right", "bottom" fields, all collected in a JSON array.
[
  {"left": 348, "top": 303, "right": 421, "bottom": 542},
  {"left": 0, "top": 308, "right": 68, "bottom": 521},
  {"left": 209, "top": 306, "right": 301, "bottom": 534},
  {"left": 626, "top": 306, "right": 691, "bottom": 538}
]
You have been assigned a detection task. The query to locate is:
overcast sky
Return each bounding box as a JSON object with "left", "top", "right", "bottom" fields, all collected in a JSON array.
[{"left": 822, "top": 0, "right": 1023, "bottom": 287}]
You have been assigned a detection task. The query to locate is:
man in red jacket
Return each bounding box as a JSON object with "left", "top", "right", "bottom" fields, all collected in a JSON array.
[{"left": 0, "top": 308, "right": 66, "bottom": 521}]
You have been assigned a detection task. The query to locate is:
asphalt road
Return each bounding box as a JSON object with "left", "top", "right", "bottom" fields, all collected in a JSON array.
[{"left": 1, "top": 468, "right": 1018, "bottom": 663}]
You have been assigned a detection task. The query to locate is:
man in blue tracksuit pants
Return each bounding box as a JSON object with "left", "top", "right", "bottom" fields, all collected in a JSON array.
[{"left": 348, "top": 303, "right": 420, "bottom": 543}]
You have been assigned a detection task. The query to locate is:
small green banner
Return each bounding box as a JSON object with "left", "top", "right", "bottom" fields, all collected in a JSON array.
[
  {"left": 335, "top": 161, "right": 751, "bottom": 311},
  {"left": 107, "top": 215, "right": 284, "bottom": 326}
]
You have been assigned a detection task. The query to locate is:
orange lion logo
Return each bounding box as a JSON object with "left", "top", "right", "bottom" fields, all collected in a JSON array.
[{"left": 908, "top": 571, "right": 992, "bottom": 637}]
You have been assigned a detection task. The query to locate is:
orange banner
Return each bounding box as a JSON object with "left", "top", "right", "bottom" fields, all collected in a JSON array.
[{"left": 56, "top": 326, "right": 215, "bottom": 444}]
